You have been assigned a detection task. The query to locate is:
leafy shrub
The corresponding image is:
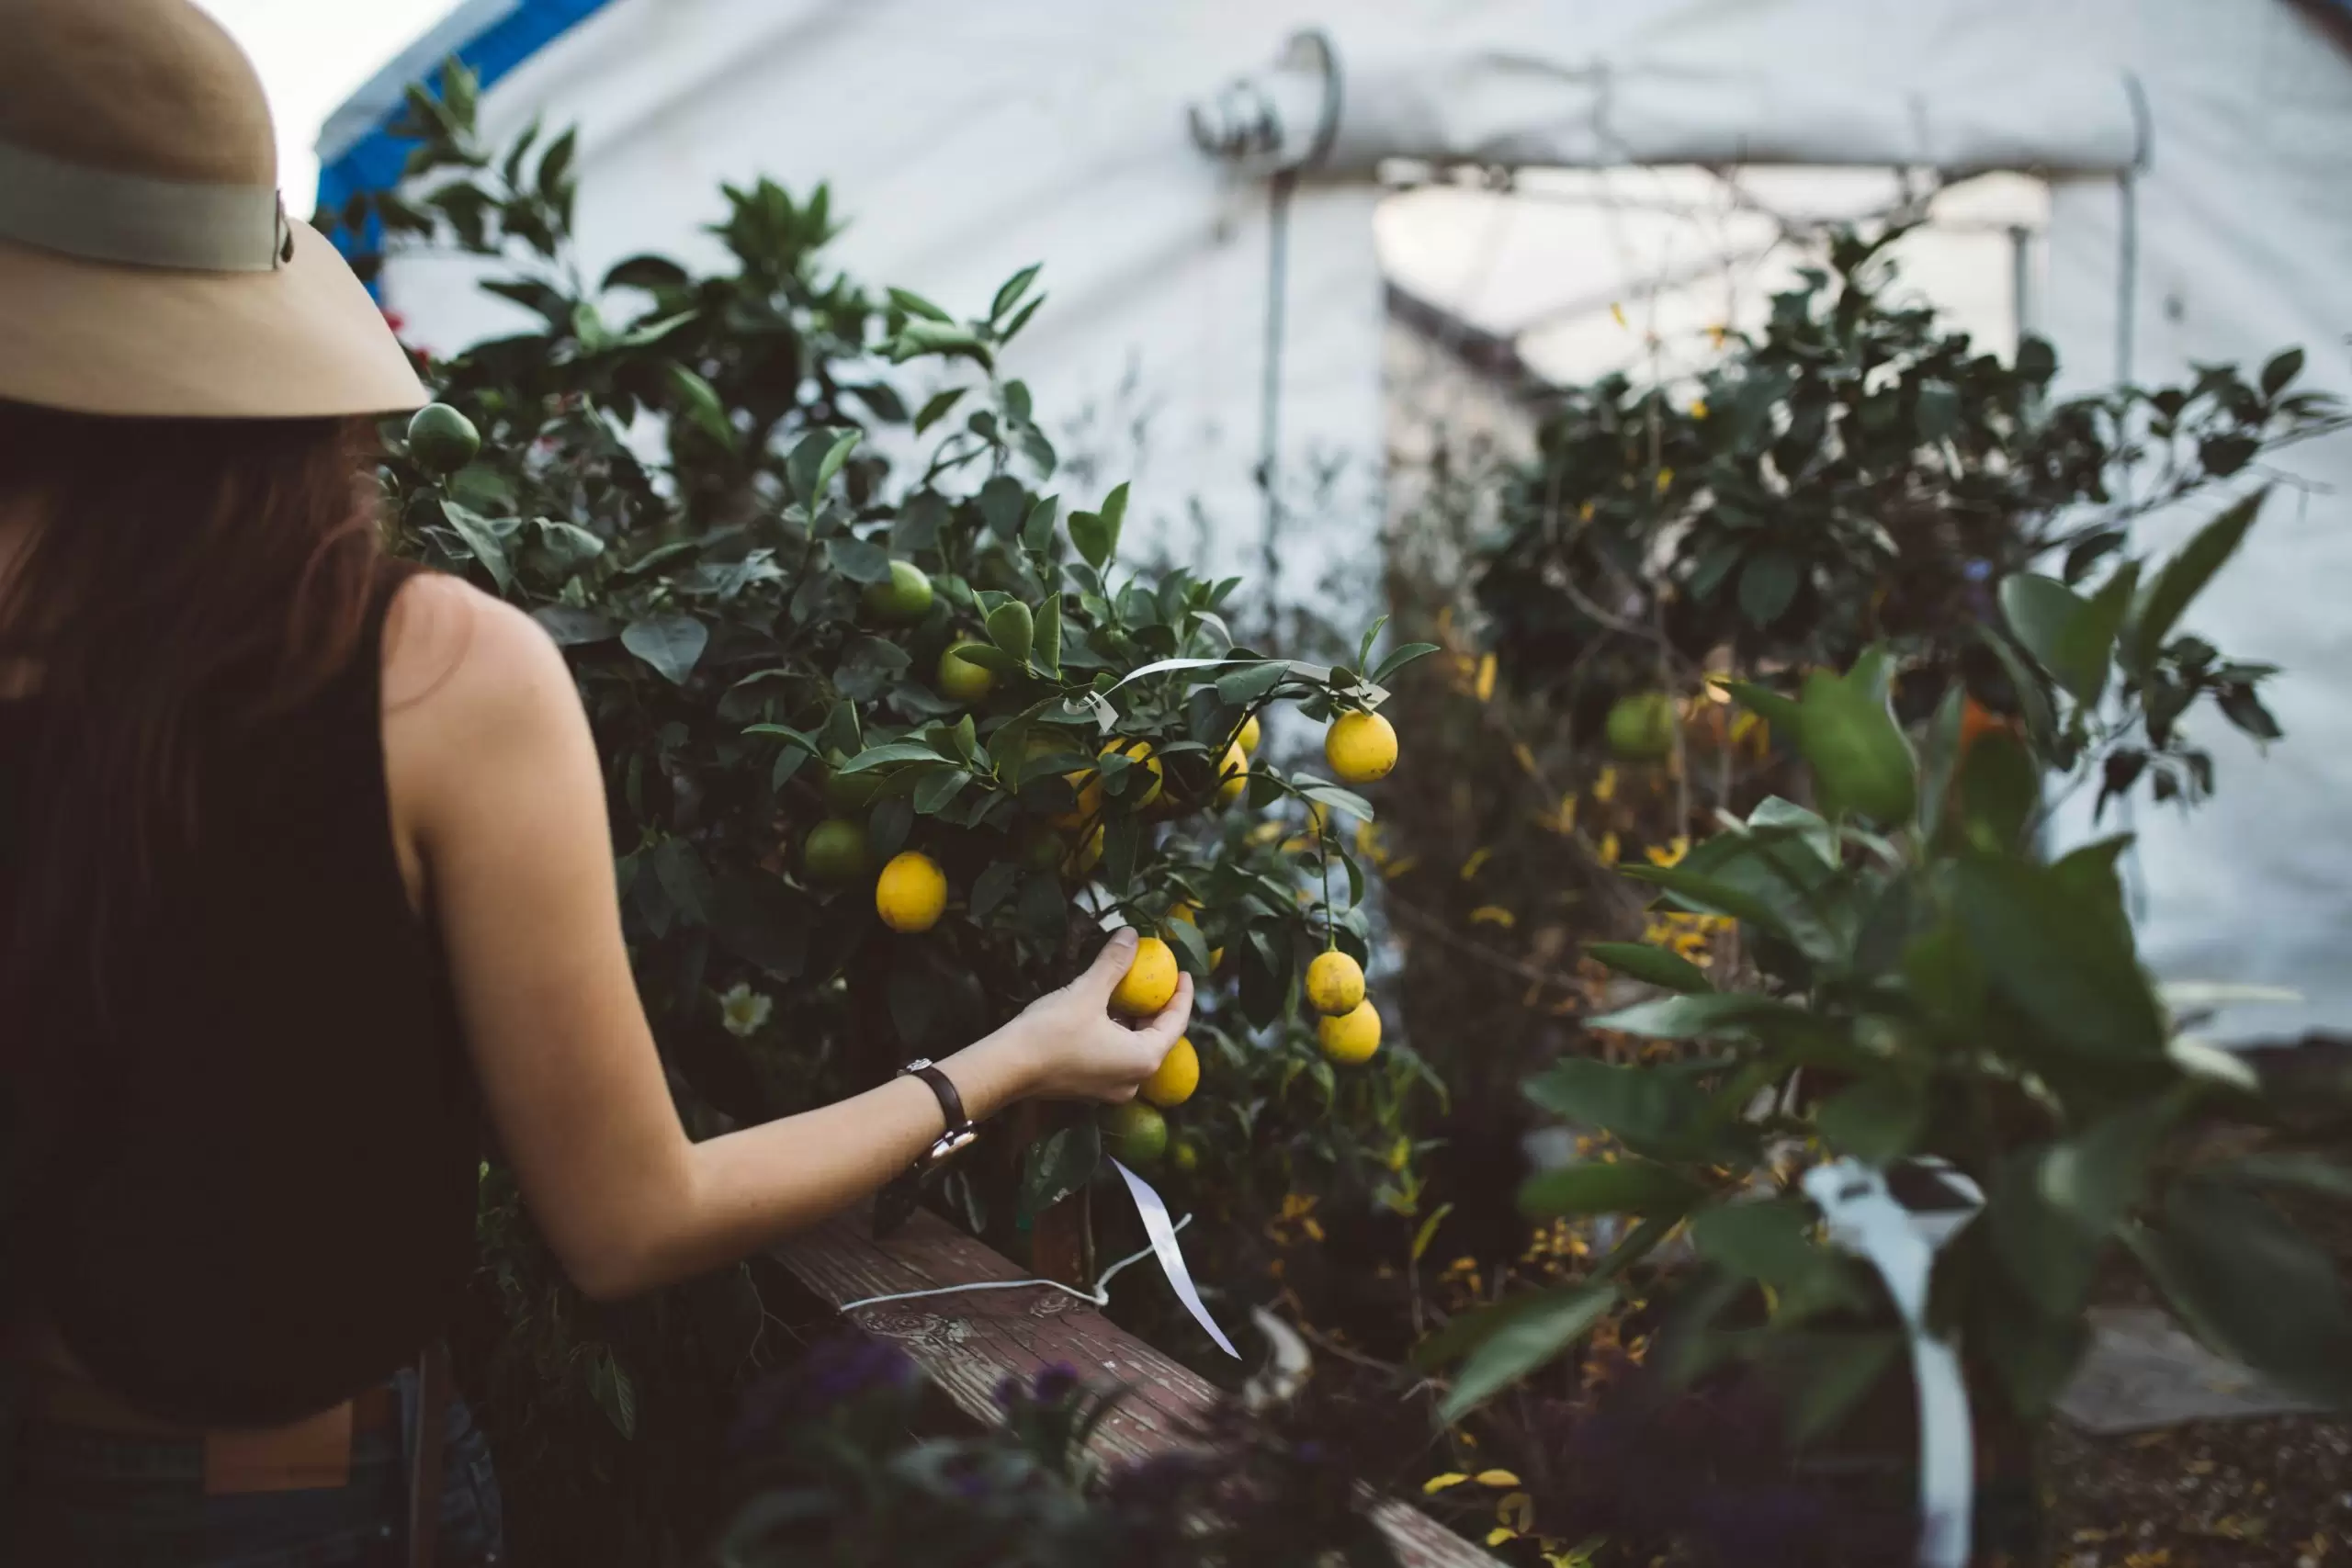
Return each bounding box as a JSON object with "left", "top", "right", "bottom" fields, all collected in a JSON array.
[
  {"left": 1422, "top": 488, "right": 2352, "bottom": 1547},
  {"left": 337, "top": 63, "right": 1435, "bottom": 1562}
]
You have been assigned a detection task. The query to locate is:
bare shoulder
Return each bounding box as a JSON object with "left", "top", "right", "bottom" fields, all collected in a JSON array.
[
  {"left": 383, "top": 570, "right": 577, "bottom": 729},
  {"left": 379, "top": 569, "right": 593, "bottom": 829}
]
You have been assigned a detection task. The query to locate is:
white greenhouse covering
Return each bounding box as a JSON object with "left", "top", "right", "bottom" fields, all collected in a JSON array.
[{"left": 332, "top": 0, "right": 2352, "bottom": 1044}]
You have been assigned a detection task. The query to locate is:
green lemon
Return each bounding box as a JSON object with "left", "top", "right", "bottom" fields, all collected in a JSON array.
[
  {"left": 861, "top": 559, "right": 934, "bottom": 625},
  {"left": 1099, "top": 1101, "right": 1169, "bottom": 1169},
  {"left": 801, "top": 818, "right": 871, "bottom": 886},
  {"left": 1606, "top": 691, "right": 1679, "bottom": 761},
  {"left": 824, "top": 757, "right": 881, "bottom": 814},
  {"left": 937, "top": 639, "right": 995, "bottom": 702},
  {"left": 406, "top": 402, "right": 481, "bottom": 473}
]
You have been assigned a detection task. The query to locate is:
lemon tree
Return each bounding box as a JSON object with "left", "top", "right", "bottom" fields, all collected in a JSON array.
[{"left": 345, "top": 64, "right": 1439, "bottom": 1554}]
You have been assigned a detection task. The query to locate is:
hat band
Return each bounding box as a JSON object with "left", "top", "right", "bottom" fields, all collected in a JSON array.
[{"left": 0, "top": 135, "right": 289, "bottom": 273}]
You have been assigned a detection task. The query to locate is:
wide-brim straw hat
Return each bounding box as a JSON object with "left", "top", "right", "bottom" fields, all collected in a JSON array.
[{"left": 0, "top": 0, "right": 426, "bottom": 419}]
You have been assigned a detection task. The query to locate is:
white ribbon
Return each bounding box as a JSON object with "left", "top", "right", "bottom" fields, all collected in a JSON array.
[
  {"left": 1112, "top": 1156, "right": 1240, "bottom": 1357},
  {"left": 1801, "top": 1157, "right": 1984, "bottom": 1568}
]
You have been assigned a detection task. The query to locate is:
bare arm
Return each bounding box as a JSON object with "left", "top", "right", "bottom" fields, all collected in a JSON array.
[{"left": 383, "top": 575, "right": 1190, "bottom": 1300}]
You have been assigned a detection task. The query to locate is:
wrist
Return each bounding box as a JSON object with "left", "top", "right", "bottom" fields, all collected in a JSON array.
[{"left": 948, "top": 1019, "right": 1046, "bottom": 1118}]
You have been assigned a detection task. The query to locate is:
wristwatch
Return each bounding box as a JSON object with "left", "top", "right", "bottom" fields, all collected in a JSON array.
[
  {"left": 873, "top": 1058, "right": 977, "bottom": 1240},
  {"left": 898, "top": 1057, "right": 978, "bottom": 1169}
]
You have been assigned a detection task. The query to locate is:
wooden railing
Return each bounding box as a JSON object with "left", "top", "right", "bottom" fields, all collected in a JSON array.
[{"left": 773, "top": 1203, "right": 1499, "bottom": 1568}]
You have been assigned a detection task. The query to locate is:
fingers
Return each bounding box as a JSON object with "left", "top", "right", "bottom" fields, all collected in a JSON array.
[
  {"left": 1080, "top": 926, "right": 1141, "bottom": 998},
  {"left": 1138, "top": 972, "right": 1195, "bottom": 1050}
]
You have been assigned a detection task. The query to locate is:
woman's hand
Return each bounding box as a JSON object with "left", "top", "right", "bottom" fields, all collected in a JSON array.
[{"left": 1001, "top": 928, "right": 1194, "bottom": 1102}]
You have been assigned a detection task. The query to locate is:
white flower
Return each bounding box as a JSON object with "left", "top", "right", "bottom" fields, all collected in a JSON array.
[{"left": 718, "top": 981, "right": 773, "bottom": 1039}]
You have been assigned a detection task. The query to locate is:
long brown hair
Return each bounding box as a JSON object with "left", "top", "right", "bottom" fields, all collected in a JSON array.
[{"left": 0, "top": 399, "right": 390, "bottom": 1044}]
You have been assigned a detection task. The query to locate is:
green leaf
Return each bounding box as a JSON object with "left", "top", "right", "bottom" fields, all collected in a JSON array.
[
  {"left": 1020, "top": 493, "right": 1059, "bottom": 553},
  {"left": 1736, "top": 549, "right": 1802, "bottom": 626},
  {"left": 1099, "top": 481, "right": 1129, "bottom": 560},
  {"left": 1721, "top": 679, "right": 1803, "bottom": 735},
  {"left": 665, "top": 363, "right": 735, "bottom": 448},
  {"left": 589, "top": 1350, "right": 638, "bottom": 1439},
  {"left": 2128, "top": 1178, "right": 2352, "bottom": 1404},
  {"left": 1435, "top": 1282, "right": 1618, "bottom": 1420},
  {"left": 1067, "top": 510, "right": 1110, "bottom": 570},
  {"left": 530, "top": 604, "right": 614, "bottom": 646},
  {"left": 990, "top": 263, "right": 1043, "bottom": 321},
  {"left": 1518, "top": 1158, "right": 1703, "bottom": 1220},
  {"left": 1587, "top": 991, "right": 1807, "bottom": 1040},
  {"left": 1371, "top": 641, "right": 1442, "bottom": 685},
  {"left": 1586, "top": 942, "right": 1714, "bottom": 993},
  {"left": 1522, "top": 1057, "right": 1707, "bottom": 1150},
  {"left": 812, "top": 428, "right": 862, "bottom": 504},
  {"left": 1690, "top": 1198, "right": 1819, "bottom": 1286},
  {"left": 888, "top": 286, "right": 953, "bottom": 322},
  {"left": 985, "top": 600, "right": 1035, "bottom": 662},
  {"left": 2261, "top": 347, "right": 2304, "bottom": 398},
  {"left": 1916, "top": 378, "right": 1961, "bottom": 441},
  {"left": 438, "top": 500, "right": 513, "bottom": 592},
  {"left": 2000, "top": 573, "right": 2116, "bottom": 705},
  {"left": 913, "top": 388, "right": 966, "bottom": 434},
  {"left": 2127, "top": 489, "right": 2267, "bottom": 670},
  {"left": 1795, "top": 651, "right": 1917, "bottom": 825},
  {"left": 1017, "top": 1122, "right": 1102, "bottom": 1227},
  {"left": 620, "top": 615, "right": 708, "bottom": 684},
  {"left": 1744, "top": 796, "right": 1836, "bottom": 864},
  {"left": 2219, "top": 1151, "right": 2352, "bottom": 1203},
  {"left": 1814, "top": 1075, "right": 1927, "bottom": 1167},
  {"left": 836, "top": 741, "right": 950, "bottom": 774},
  {"left": 1033, "top": 594, "right": 1062, "bottom": 676},
  {"left": 1953, "top": 852, "right": 2165, "bottom": 1057},
  {"left": 824, "top": 536, "right": 891, "bottom": 582}
]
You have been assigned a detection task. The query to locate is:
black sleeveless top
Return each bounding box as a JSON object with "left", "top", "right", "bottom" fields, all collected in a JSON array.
[{"left": 0, "top": 567, "right": 481, "bottom": 1427}]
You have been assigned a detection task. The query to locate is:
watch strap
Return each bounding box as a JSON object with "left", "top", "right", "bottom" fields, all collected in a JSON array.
[{"left": 901, "top": 1060, "right": 969, "bottom": 1138}]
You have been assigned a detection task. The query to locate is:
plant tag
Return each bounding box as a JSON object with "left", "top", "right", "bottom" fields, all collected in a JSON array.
[
  {"left": 1110, "top": 1156, "right": 1239, "bottom": 1358},
  {"left": 1802, "top": 1156, "right": 1984, "bottom": 1568}
]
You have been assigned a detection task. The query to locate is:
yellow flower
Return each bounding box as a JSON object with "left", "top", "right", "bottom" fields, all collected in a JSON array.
[
  {"left": 1655, "top": 468, "right": 1674, "bottom": 494},
  {"left": 1598, "top": 831, "right": 1621, "bottom": 866},
  {"left": 1460, "top": 846, "right": 1493, "bottom": 881},
  {"left": 1645, "top": 835, "right": 1690, "bottom": 868},
  {"left": 1469, "top": 905, "right": 1516, "bottom": 929},
  {"left": 1487, "top": 1528, "right": 1520, "bottom": 1547},
  {"left": 1476, "top": 651, "right": 1498, "bottom": 703},
  {"left": 1511, "top": 741, "right": 1540, "bottom": 777},
  {"left": 1690, "top": 398, "right": 1709, "bottom": 419},
  {"left": 1476, "top": 1470, "right": 1523, "bottom": 1488},
  {"left": 1592, "top": 767, "right": 1618, "bottom": 804},
  {"left": 1423, "top": 1473, "right": 1471, "bottom": 1495}
]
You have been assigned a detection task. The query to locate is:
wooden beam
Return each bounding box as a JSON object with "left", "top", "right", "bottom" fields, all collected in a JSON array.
[{"left": 775, "top": 1203, "right": 1499, "bottom": 1568}]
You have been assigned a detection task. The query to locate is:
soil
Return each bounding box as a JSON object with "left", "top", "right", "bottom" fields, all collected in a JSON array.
[{"left": 2041, "top": 1414, "right": 2352, "bottom": 1568}]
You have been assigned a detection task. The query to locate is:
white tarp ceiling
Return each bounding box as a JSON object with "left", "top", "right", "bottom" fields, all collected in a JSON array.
[{"left": 348, "top": 0, "right": 2352, "bottom": 1042}]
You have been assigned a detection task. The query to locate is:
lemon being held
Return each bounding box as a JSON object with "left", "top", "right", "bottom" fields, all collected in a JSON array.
[
  {"left": 1304, "top": 951, "right": 1365, "bottom": 1016},
  {"left": 1110, "top": 935, "right": 1179, "bottom": 1017},
  {"left": 875, "top": 851, "right": 947, "bottom": 932},
  {"left": 1324, "top": 710, "right": 1397, "bottom": 784},
  {"left": 1100, "top": 1101, "right": 1169, "bottom": 1168},
  {"left": 1138, "top": 1036, "right": 1199, "bottom": 1108},
  {"left": 1317, "top": 999, "right": 1382, "bottom": 1065}
]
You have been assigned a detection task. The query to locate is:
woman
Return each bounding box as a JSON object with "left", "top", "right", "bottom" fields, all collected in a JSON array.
[{"left": 0, "top": 3, "right": 1191, "bottom": 1563}]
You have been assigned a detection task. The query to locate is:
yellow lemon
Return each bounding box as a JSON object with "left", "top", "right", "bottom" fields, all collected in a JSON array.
[
  {"left": 1325, "top": 710, "right": 1398, "bottom": 784},
  {"left": 1215, "top": 742, "right": 1249, "bottom": 807},
  {"left": 1304, "top": 951, "right": 1366, "bottom": 1016},
  {"left": 1063, "top": 824, "right": 1105, "bottom": 878},
  {"left": 1139, "top": 1036, "right": 1200, "bottom": 1108},
  {"left": 1111, "top": 935, "right": 1180, "bottom": 1017},
  {"left": 875, "top": 851, "right": 947, "bottom": 932},
  {"left": 1317, "top": 999, "right": 1382, "bottom": 1065},
  {"left": 937, "top": 639, "right": 995, "bottom": 702},
  {"left": 1237, "top": 713, "right": 1262, "bottom": 755},
  {"left": 1101, "top": 738, "right": 1163, "bottom": 810}
]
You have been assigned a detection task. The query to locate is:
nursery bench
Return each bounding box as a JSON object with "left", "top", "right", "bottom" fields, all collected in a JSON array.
[{"left": 773, "top": 1201, "right": 1499, "bottom": 1568}]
